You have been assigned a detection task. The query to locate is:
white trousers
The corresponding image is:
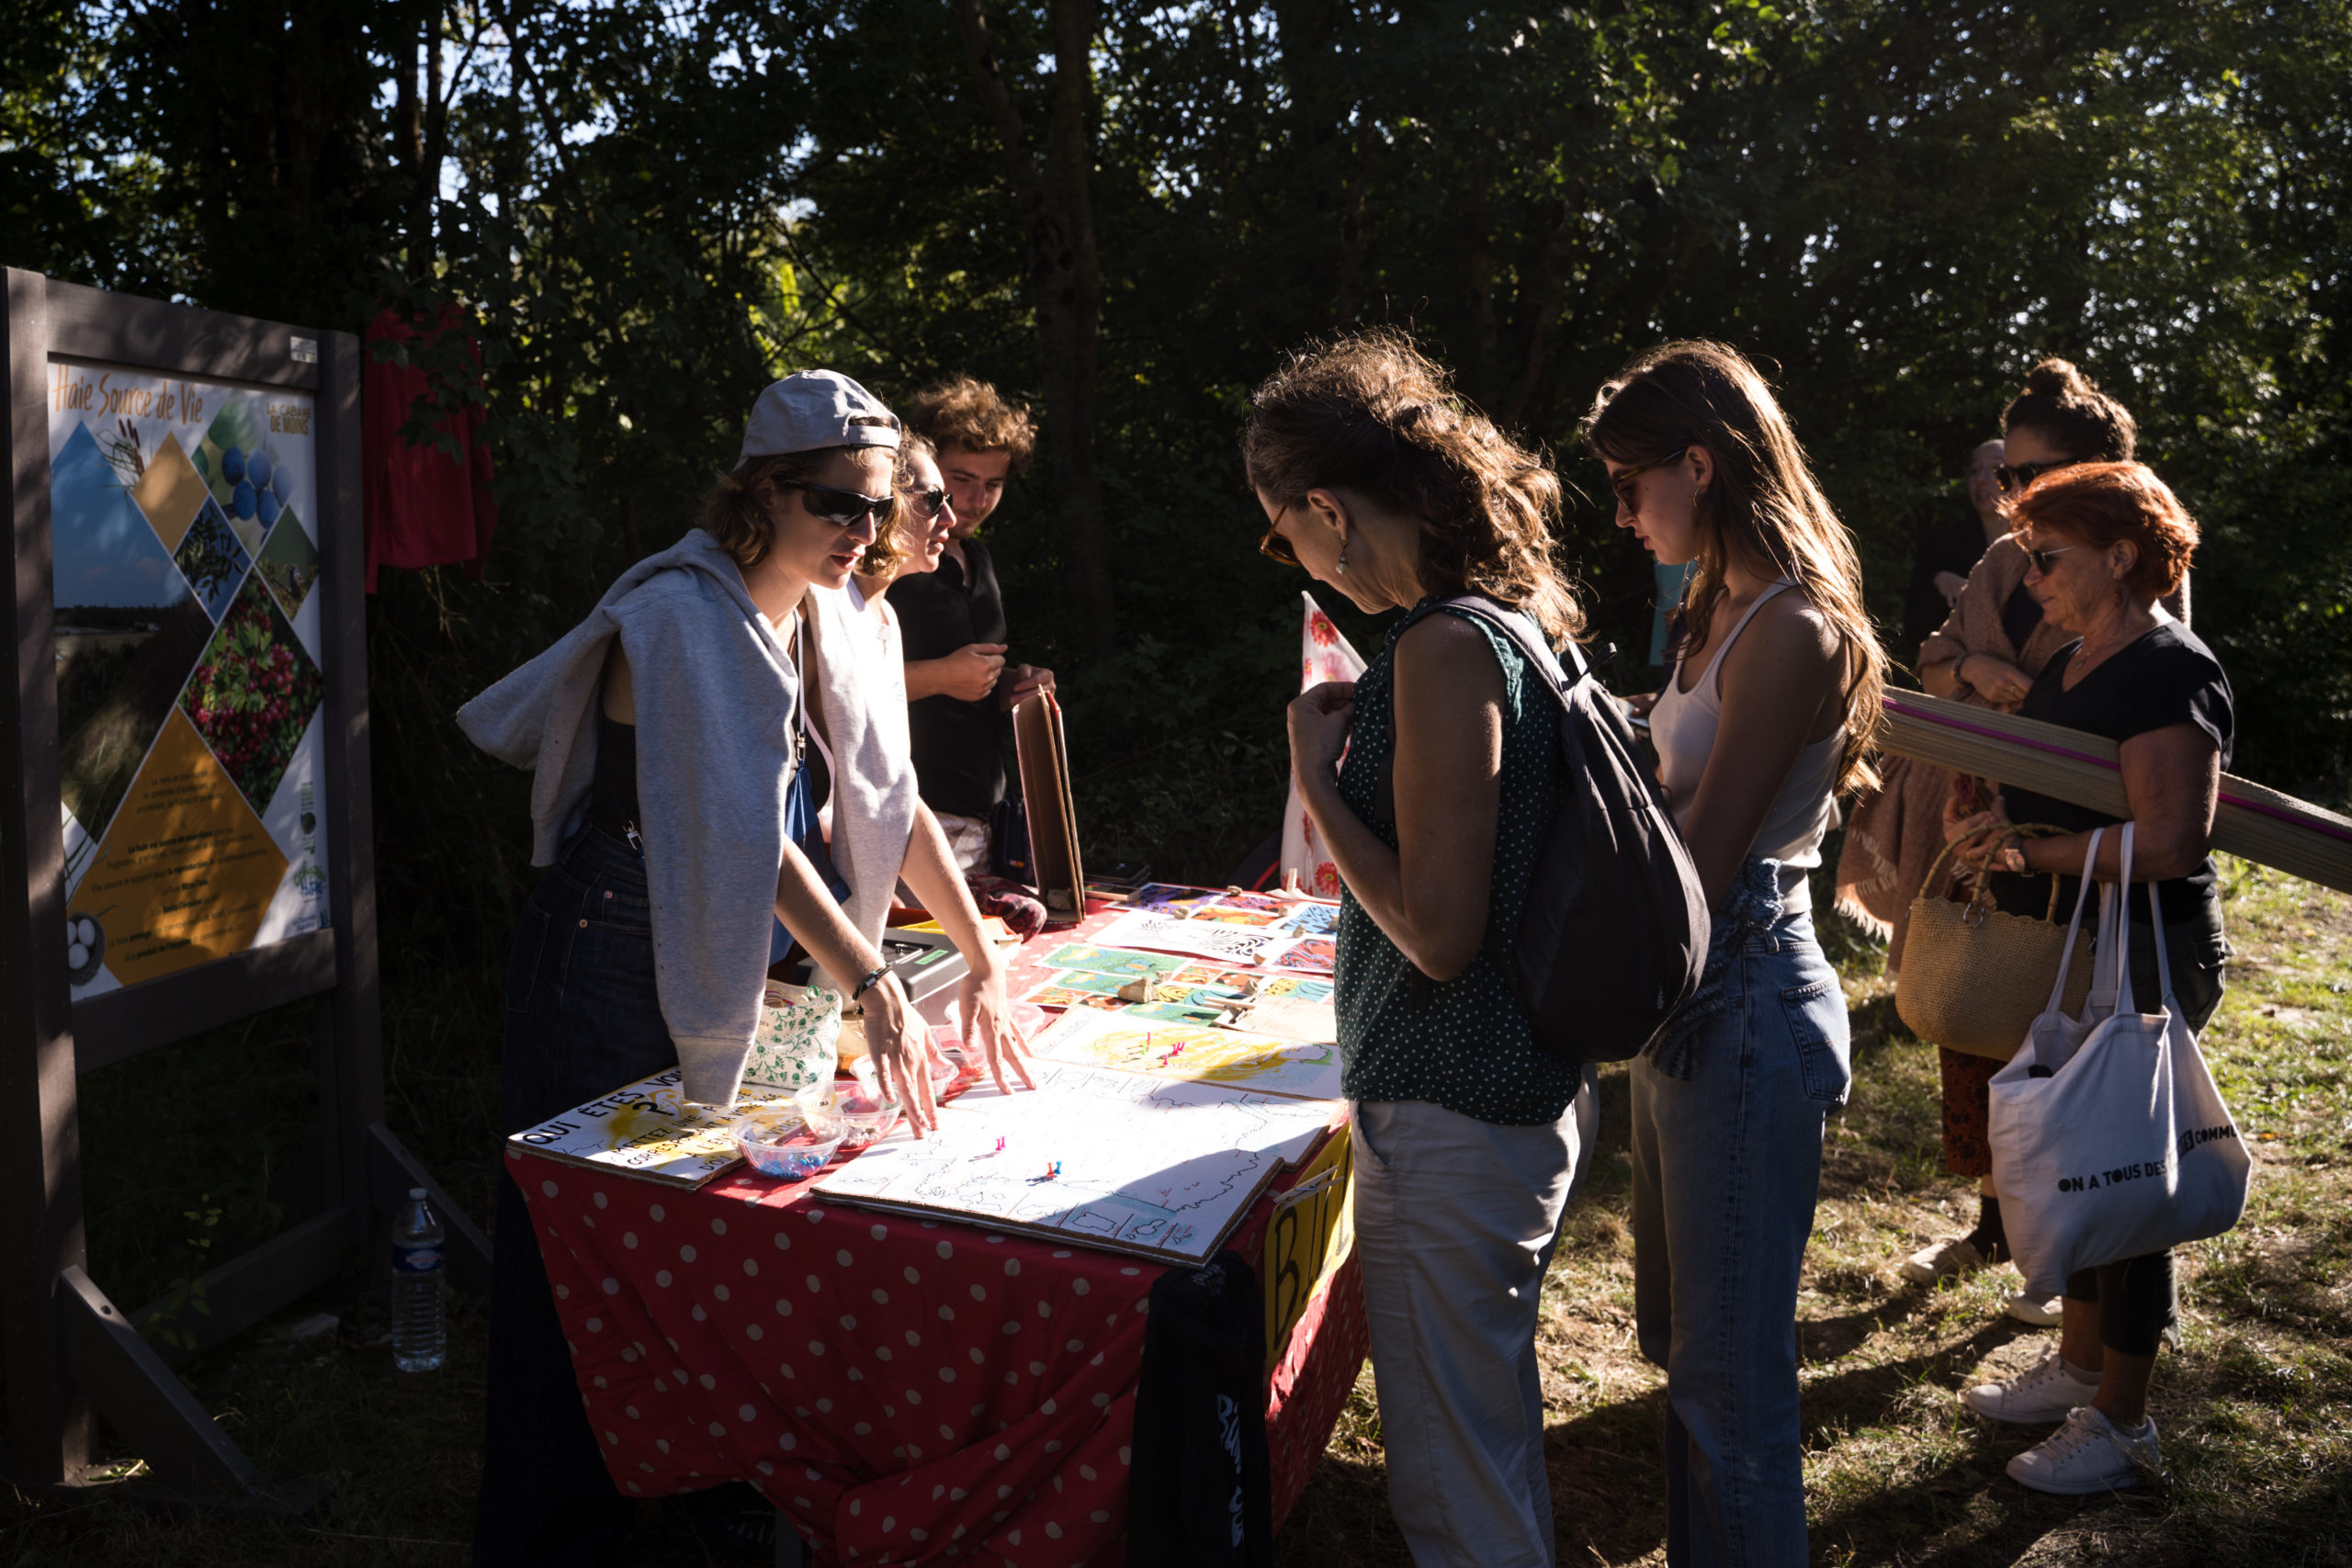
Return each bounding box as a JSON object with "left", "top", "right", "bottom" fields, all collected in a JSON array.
[
  {"left": 933, "top": 809, "right": 992, "bottom": 878},
  {"left": 1351, "top": 1076, "right": 1598, "bottom": 1568}
]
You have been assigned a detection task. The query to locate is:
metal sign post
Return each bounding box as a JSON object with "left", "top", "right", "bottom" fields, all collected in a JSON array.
[{"left": 1, "top": 271, "right": 488, "bottom": 1505}]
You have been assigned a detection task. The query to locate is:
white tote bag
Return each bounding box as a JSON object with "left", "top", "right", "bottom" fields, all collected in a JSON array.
[{"left": 1989, "top": 823, "right": 2252, "bottom": 1297}]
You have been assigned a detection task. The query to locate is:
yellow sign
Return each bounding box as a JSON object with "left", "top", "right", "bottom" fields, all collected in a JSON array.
[
  {"left": 69, "top": 708, "right": 288, "bottom": 986},
  {"left": 1264, "top": 1124, "right": 1355, "bottom": 1371}
]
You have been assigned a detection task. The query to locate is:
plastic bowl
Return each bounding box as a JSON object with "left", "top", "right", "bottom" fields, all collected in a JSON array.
[
  {"left": 735, "top": 1106, "right": 846, "bottom": 1180},
  {"left": 834, "top": 1081, "right": 903, "bottom": 1149},
  {"left": 928, "top": 1052, "right": 964, "bottom": 1095}
]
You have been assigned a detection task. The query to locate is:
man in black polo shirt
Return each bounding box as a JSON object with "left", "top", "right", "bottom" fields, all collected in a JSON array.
[{"left": 893, "top": 377, "right": 1054, "bottom": 874}]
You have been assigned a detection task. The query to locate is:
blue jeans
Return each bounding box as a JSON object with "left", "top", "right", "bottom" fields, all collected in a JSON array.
[
  {"left": 474, "top": 824, "right": 680, "bottom": 1567},
  {"left": 1629, "top": 866, "right": 1850, "bottom": 1568}
]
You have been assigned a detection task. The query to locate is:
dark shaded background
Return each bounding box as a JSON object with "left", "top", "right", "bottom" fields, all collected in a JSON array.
[{"left": 6, "top": 0, "right": 2347, "bottom": 1339}]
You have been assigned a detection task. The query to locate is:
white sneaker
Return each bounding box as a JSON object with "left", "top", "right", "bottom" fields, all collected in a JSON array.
[
  {"left": 2006, "top": 1405, "right": 2161, "bottom": 1495},
  {"left": 1961, "top": 1348, "right": 2102, "bottom": 1423},
  {"left": 2006, "top": 1291, "right": 2064, "bottom": 1326},
  {"left": 1903, "top": 1235, "right": 1988, "bottom": 1283}
]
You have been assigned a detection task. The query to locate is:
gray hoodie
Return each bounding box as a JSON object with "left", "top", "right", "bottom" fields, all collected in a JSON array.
[{"left": 460, "top": 530, "right": 892, "bottom": 1105}]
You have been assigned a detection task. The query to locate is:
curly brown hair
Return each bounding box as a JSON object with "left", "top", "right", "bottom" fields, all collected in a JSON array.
[
  {"left": 698, "top": 448, "right": 904, "bottom": 572},
  {"left": 906, "top": 377, "right": 1037, "bottom": 471},
  {"left": 1581, "top": 340, "right": 1888, "bottom": 795},
  {"left": 2001, "top": 358, "right": 2136, "bottom": 462},
  {"left": 1241, "top": 330, "right": 1582, "bottom": 644},
  {"left": 2010, "top": 461, "right": 2198, "bottom": 598}
]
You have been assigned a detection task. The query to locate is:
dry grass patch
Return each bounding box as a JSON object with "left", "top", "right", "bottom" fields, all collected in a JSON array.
[{"left": 1277, "top": 860, "right": 2352, "bottom": 1567}]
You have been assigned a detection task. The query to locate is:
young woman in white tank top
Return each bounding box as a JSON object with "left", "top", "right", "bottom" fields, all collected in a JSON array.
[{"left": 1585, "top": 343, "right": 1887, "bottom": 1568}]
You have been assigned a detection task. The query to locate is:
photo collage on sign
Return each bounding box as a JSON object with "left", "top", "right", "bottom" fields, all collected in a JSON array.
[{"left": 50, "top": 364, "right": 331, "bottom": 998}]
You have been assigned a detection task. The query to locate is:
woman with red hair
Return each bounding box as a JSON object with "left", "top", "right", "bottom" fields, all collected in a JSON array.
[{"left": 1941, "top": 459, "right": 2233, "bottom": 1496}]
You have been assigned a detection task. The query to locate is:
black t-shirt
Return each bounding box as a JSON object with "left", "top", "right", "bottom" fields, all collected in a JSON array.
[
  {"left": 1991, "top": 619, "right": 2234, "bottom": 926},
  {"left": 891, "top": 539, "right": 1010, "bottom": 818},
  {"left": 1903, "top": 513, "right": 1996, "bottom": 656}
]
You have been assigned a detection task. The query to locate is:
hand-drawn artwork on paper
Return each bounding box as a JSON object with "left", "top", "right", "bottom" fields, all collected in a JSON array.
[{"left": 813, "top": 1065, "right": 1331, "bottom": 1263}]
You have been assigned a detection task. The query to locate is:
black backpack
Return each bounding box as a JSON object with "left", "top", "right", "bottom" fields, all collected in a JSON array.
[{"left": 1439, "top": 596, "right": 1711, "bottom": 1062}]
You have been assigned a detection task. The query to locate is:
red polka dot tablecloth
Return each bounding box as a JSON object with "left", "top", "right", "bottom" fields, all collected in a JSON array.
[{"left": 513, "top": 898, "right": 1367, "bottom": 1566}]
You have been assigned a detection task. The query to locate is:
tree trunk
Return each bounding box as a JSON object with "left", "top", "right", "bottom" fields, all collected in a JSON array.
[{"left": 949, "top": 0, "right": 1114, "bottom": 650}]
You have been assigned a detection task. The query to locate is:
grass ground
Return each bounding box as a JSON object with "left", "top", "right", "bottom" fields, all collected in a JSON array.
[
  {"left": 3, "top": 858, "right": 2344, "bottom": 1564},
  {"left": 1282, "top": 857, "right": 2352, "bottom": 1567}
]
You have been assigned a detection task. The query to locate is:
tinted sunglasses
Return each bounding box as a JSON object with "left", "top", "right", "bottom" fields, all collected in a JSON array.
[
  {"left": 1608, "top": 446, "right": 1693, "bottom": 513},
  {"left": 1995, "top": 458, "right": 2071, "bottom": 495},
  {"left": 1259, "top": 502, "right": 1302, "bottom": 568},
  {"left": 776, "top": 479, "right": 895, "bottom": 526},
  {"left": 2020, "top": 543, "right": 2078, "bottom": 574},
  {"left": 899, "top": 484, "right": 951, "bottom": 520}
]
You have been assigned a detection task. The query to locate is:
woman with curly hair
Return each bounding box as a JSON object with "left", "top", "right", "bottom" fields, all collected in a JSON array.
[{"left": 1246, "top": 330, "right": 1596, "bottom": 1563}]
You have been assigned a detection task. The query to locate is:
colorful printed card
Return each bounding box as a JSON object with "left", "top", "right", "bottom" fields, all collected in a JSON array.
[
  {"left": 509, "top": 1070, "right": 805, "bottom": 1189},
  {"left": 1039, "top": 943, "right": 1191, "bottom": 981},
  {"left": 1272, "top": 937, "right": 1336, "bottom": 975},
  {"left": 1018, "top": 967, "right": 1134, "bottom": 1003},
  {"left": 1277, "top": 902, "right": 1340, "bottom": 937},
  {"left": 1091, "top": 909, "right": 1292, "bottom": 964},
  {"left": 1029, "top": 1011, "right": 1344, "bottom": 1102},
  {"left": 1127, "top": 885, "right": 1224, "bottom": 916},
  {"left": 1182, "top": 904, "right": 1288, "bottom": 928}
]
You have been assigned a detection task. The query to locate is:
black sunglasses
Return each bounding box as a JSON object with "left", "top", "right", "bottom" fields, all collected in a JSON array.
[
  {"left": 1995, "top": 458, "right": 2072, "bottom": 495},
  {"left": 1259, "top": 502, "right": 1302, "bottom": 568},
  {"left": 776, "top": 479, "right": 895, "bottom": 526},
  {"left": 2020, "top": 543, "right": 2079, "bottom": 574},
  {"left": 899, "top": 484, "right": 951, "bottom": 520},
  {"left": 1608, "top": 446, "right": 1693, "bottom": 513}
]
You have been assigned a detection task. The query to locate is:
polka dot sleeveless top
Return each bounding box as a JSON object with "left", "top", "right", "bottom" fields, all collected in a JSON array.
[{"left": 1332, "top": 599, "right": 1581, "bottom": 1126}]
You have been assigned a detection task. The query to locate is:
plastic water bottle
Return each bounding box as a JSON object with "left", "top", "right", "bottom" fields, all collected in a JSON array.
[{"left": 391, "top": 1188, "right": 447, "bottom": 1372}]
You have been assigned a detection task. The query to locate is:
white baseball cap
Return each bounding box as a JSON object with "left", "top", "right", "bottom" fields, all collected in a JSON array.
[{"left": 739, "top": 370, "right": 901, "bottom": 462}]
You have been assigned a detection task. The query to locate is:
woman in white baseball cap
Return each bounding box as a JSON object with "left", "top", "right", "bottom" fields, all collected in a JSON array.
[{"left": 458, "top": 368, "right": 1034, "bottom": 1563}]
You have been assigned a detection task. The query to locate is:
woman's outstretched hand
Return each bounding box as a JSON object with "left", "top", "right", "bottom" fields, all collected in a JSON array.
[
  {"left": 859, "top": 974, "right": 938, "bottom": 1136},
  {"left": 958, "top": 949, "right": 1036, "bottom": 1097},
  {"left": 1287, "top": 681, "right": 1357, "bottom": 785}
]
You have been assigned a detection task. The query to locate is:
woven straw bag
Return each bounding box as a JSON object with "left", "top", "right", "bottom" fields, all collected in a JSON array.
[{"left": 1895, "top": 826, "right": 2093, "bottom": 1060}]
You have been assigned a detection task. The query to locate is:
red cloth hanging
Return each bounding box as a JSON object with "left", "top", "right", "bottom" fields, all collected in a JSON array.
[{"left": 364, "top": 304, "right": 498, "bottom": 592}]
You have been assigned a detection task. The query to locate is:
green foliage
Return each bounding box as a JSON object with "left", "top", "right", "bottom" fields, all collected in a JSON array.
[{"left": 3, "top": 0, "right": 2346, "bottom": 979}]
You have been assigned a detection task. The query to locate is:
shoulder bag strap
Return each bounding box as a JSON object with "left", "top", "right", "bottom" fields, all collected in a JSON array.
[{"left": 1432, "top": 593, "right": 1586, "bottom": 712}]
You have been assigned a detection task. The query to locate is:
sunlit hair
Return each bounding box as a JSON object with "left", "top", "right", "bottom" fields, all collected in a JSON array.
[
  {"left": 2011, "top": 461, "right": 2198, "bottom": 599},
  {"left": 865, "top": 434, "right": 941, "bottom": 576},
  {"left": 2001, "top": 358, "right": 2136, "bottom": 462},
  {"left": 906, "top": 377, "right": 1037, "bottom": 471},
  {"left": 1241, "top": 329, "right": 1583, "bottom": 644},
  {"left": 698, "top": 447, "right": 902, "bottom": 572},
  {"left": 1582, "top": 340, "right": 1888, "bottom": 794}
]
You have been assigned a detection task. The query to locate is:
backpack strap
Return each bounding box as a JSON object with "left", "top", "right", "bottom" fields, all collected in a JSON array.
[{"left": 1429, "top": 593, "right": 1587, "bottom": 707}]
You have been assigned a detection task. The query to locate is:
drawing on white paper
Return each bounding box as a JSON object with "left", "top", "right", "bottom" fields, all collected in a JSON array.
[
  {"left": 1092, "top": 908, "right": 1291, "bottom": 964},
  {"left": 813, "top": 1064, "right": 1331, "bottom": 1262}
]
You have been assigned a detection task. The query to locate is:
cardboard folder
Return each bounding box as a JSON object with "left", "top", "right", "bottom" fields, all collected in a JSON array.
[{"left": 1011, "top": 691, "right": 1087, "bottom": 925}]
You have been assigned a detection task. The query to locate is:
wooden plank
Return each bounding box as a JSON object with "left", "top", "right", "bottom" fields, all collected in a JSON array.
[
  {"left": 1879, "top": 693, "right": 2352, "bottom": 894},
  {"left": 0, "top": 266, "right": 100, "bottom": 1483},
  {"left": 130, "top": 1207, "right": 350, "bottom": 1367},
  {"left": 368, "top": 1122, "right": 494, "bottom": 1300},
  {"left": 40, "top": 278, "right": 325, "bottom": 393},
  {"left": 56, "top": 1266, "right": 262, "bottom": 1498},
  {"left": 317, "top": 326, "right": 382, "bottom": 1255},
  {"left": 70, "top": 929, "right": 338, "bottom": 1074}
]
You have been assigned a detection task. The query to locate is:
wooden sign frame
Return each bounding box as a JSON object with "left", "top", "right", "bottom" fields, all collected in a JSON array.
[{"left": 1, "top": 272, "right": 487, "bottom": 1506}]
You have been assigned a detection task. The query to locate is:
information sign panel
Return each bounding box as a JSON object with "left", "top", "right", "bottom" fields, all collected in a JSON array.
[{"left": 48, "top": 363, "right": 331, "bottom": 996}]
